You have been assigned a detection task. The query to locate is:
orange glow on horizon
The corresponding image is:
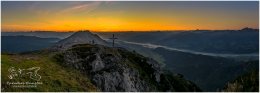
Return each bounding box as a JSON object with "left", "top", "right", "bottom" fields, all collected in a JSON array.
[
  {"left": 2, "top": 15, "right": 258, "bottom": 32},
  {"left": 2, "top": 1, "right": 258, "bottom": 32},
  {"left": 3, "top": 16, "right": 257, "bottom": 32}
]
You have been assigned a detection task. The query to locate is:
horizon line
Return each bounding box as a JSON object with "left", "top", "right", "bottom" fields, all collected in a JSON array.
[{"left": 2, "top": 27, "right": 259, "bottom": 32}]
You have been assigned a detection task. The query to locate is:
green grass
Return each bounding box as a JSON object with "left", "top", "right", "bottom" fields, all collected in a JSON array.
[{"left": 1, "top": 53, "right": 98, "bottom": 92}]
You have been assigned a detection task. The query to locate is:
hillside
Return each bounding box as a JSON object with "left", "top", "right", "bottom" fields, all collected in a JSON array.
[
  {"left": 222, "top": 69, "right": 259, "bottom": 92},
  {"left": 1, "top": 52, "right": 98, "bottom": 92},
  {"left": 153, "top": 47, "right": 259, "bottom": 91},
  {"left": 53, "top": 44, "right": 201, "bottom": 91},
  {"left": 1, "top": 44, "right": 201, "bottom": 92}
]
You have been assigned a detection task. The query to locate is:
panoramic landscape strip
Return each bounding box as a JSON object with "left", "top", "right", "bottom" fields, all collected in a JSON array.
[{"left": 1, "top": 1, "right": 259, "bottom": 92}]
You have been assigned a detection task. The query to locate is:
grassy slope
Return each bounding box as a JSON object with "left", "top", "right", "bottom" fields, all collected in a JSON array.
[{"left": 1, "top": 52, "right": 98, "bottom": 92}]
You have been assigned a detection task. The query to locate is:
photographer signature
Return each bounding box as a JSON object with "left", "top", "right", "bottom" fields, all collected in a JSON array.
[{"left": 8, "top": 67, "right": 41, "bottom": 81}]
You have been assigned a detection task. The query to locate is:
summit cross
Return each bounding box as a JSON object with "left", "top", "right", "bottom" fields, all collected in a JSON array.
[{"left": 109, "top": 34, "right": 118, "bottom": 47}]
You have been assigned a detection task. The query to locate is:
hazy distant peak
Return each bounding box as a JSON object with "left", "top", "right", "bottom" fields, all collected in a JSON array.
[{"left": 240, "top": 27, "right": 258, "bottom": 31}]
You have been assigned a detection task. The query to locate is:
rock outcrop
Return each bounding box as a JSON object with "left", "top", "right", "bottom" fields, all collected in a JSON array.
[
  {"left": 54, "top": 44, "right": 201, "bottom": 92},
  {"left": 222, "top": 69, "right": 259, "bottom": 92}
]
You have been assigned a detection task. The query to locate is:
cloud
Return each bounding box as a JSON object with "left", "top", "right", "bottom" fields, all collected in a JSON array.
[
  {"left": 58, "top": 1, "right": 101, "bottom": 14},
  {"left": 27, "top": 2, "right": 41, "bottom": 11}
]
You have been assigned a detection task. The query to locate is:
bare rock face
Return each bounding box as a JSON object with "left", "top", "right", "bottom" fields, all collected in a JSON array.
[{"left": 54, "top": 44, "right": 201, "bottom": 92}]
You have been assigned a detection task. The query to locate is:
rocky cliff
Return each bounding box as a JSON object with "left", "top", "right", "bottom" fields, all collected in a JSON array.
[{"left": 54, "top": 44, "right": 201, "bottom": 92}]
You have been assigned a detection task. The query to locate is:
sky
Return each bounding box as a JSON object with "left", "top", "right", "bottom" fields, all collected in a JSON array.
[{"left": 1, "top": 1, "right": 259, "bottom": 32}]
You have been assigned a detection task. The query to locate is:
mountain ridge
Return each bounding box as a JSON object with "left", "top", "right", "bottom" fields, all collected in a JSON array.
[{"left": 53, "top": 31, "right": 109, "bottom": 49}]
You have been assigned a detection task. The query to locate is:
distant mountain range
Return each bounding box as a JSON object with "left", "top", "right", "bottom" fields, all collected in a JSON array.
[
  {"left": 97, "top": 28, "right": 259, "bottom": 54},
  {"left": 2, "top": 28, "right": 259, "bottom": 54},
  {"left": 2, "top": 36, "right": 60, "bottom": 53},
  {"left": 2, "top": 31, "right": 73, "bottom": 39}
]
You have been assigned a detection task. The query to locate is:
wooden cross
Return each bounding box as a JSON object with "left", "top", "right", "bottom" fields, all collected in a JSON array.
[{"left": 109, "top": 34, "right": 118, "bottom": 47}]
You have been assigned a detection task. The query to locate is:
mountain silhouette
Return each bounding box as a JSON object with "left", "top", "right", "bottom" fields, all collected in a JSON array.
[{"left": 53, "top": 30, "right": 108, "bottom": 49}]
